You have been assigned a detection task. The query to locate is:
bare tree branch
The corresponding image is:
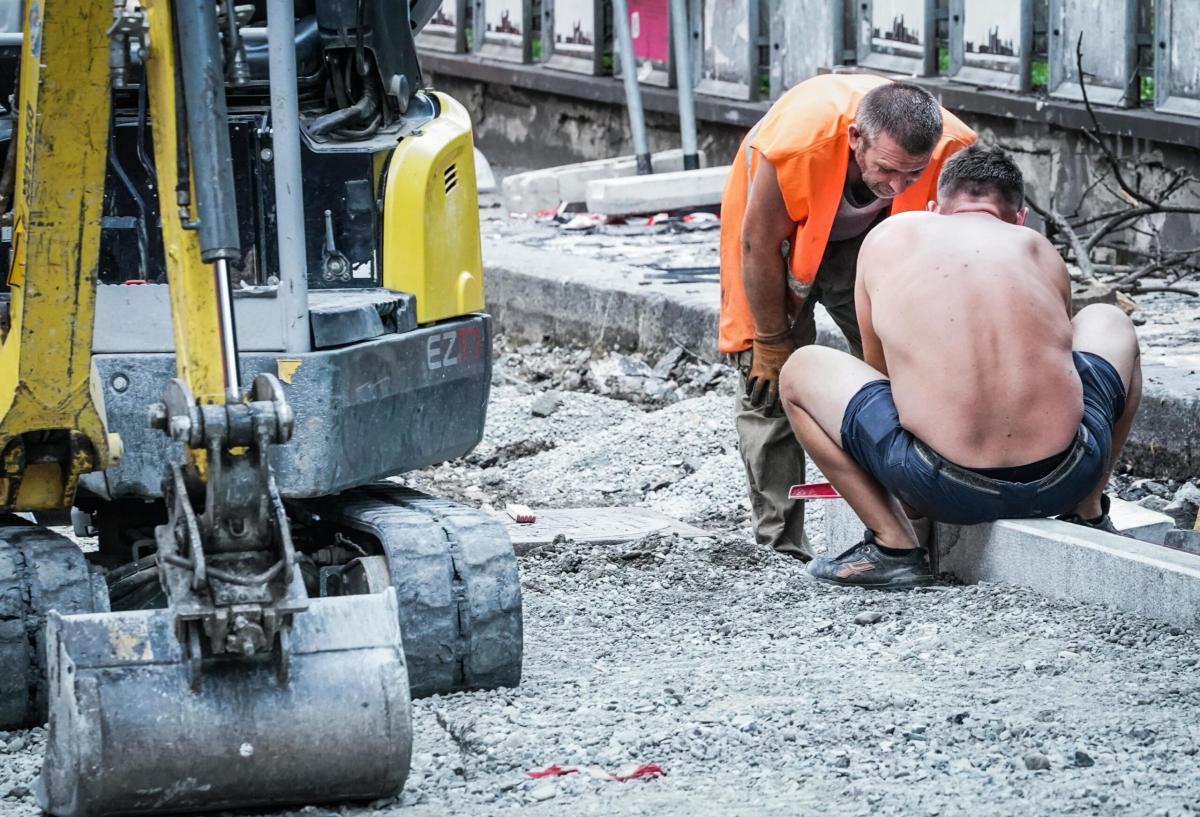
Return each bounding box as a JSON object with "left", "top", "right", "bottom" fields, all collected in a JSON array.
[{"left": 1025, "top": 194, "right": 1097, "bottom": 282}]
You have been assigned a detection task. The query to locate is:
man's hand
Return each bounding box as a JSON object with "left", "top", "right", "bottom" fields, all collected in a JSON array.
[{"left": 746, "top": 329, "right": 795, "bottom": 415}]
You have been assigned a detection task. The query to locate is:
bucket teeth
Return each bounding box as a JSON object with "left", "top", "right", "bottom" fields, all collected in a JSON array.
[{"left": 36, "top": 590, "right": 412, "bottom": 817}]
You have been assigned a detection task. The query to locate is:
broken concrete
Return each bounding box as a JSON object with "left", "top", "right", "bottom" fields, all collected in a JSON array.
[
  {"left": 826, "top": 500, "right": 1200, "bottom": 630},
  {"left": 500, "top": 149, "right": 708, "bottom": 214},
  {"left": 585, "top": 166, "right": 730, "bottom": 216}
]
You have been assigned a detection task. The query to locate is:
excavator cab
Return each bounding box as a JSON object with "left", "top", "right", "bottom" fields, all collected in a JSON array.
[{"left": 0, "top": 1, "right": 522, "bottom": 814}]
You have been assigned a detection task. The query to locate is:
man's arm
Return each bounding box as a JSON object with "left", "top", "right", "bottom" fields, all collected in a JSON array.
[
  {"left": 740, "top": 153, "right": 802, "bottom": 413},
  {"left": 854, "top": 239, "right": 888, "bottom": 375},
  {"left": 741, "top": 155, "right": 798, "bottom": 337}
]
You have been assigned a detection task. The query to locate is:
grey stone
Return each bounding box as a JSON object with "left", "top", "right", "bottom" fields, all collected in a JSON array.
[
  {"left": 1137, "top": 495, "right": 1170, "bottom": 513},
  {"left": 1023, "top": 751, "right": 1051, "bottom": 771},
  {"left": 531, "top": 394, "right": 561, "bottom": 418},
  {"left": 854, "top": 611, "right": 884, "bottom": 626},
  {"left": 1074, "top": 750, "right": 1096, "bottom": 767},
  {"left": 1164, "top": 529, "right": 1200, "bottom": 556},
  {"left": 1071, "top": 283, "right": 1119, "bottom": 311},
  {"left": 652, "top": 347, "right": 687, "bottom": 379},
  {"left": 1163, "top": 482, "right": 1200, "bottom": 530},
  {"left": 529, "top": 781, "right": 558, "bottom": 801},
  {"left": 1131, "top": 479, "right": 1171, "bottom": 498}
]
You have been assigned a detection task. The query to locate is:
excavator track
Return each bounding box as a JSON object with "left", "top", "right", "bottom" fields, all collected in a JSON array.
[
  {"left": 329, "top": 484, "right": 523, "bottom": 697},
  {"left": 0, "top": 521, "right": 108, "bottom": 729}
]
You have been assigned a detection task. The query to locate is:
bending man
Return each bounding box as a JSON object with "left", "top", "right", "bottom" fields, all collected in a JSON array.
[
  {"left": 719, "top": 74, "right": 975, "bottom": 560},
  {"left": 780, "top": 146, "right": 1142, "bottom": 589}
]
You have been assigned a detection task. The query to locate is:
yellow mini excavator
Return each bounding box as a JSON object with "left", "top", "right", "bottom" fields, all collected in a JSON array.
[{"left": 0, "top": 1, "right": 521, "bottom": 814}]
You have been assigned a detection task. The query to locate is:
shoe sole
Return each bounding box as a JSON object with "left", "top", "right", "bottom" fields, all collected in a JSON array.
[{"left": 809, "top": 572, "right": 936, "bottom": 591}]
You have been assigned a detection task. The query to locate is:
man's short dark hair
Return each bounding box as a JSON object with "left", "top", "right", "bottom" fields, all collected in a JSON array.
[
  {"left": 937, "top": 145, "right": 1025, "bottom": 213},
  {"left": 855, "top": 82, "right": 943, "bottom": 156}
]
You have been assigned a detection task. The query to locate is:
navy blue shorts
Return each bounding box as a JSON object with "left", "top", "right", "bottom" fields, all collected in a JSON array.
[{"left": 839, "top": 352, "right": 1125, "bottom": 525}]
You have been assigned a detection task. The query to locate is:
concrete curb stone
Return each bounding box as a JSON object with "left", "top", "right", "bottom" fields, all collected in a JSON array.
[{"left": 826, "top": 499, "right": 1200, "bottom": 630}]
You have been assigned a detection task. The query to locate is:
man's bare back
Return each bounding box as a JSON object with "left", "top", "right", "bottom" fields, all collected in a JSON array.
[{"left": 856, "top": 210, "right": 1082, "bottom": 468}]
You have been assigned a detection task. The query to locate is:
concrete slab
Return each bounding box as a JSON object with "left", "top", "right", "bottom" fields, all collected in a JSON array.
[
  {"left": 1108, "top": 497, "right": 1175, "bottom": 545},
  {"left": 500, "top": 149, "right": 707, "bottom": 213},
  {"left": 499, "top": 507, "right": 708, "bottom": 555},
  {"left": 825, "top": 500, "right": 1200, "bottom": 630},
  {"left": 585, "top": 166, "right": 730, "bottom": 216}
]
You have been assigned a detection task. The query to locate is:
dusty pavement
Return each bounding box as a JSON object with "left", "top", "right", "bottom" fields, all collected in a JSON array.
[{"left": 3, "top": 340, "right": 1200, "bottom": 817}]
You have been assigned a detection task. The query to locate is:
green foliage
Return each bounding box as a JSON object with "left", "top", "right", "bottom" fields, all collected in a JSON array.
[
  {"left": 1031, "top": 60, "right": 1048, "bottom": 90},
  {"left": 938, "top": 46, "right": 949, "bottom": 74},
  {"left": 532, "top": 38, "right": 543, "bottom": 61},
  {"left": 1140, "top": 75, "right": 1155, "bottom": 102}
]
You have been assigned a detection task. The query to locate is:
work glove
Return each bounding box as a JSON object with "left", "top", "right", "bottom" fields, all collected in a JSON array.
[{"left": 745, "top": 329, "right": 795, "bottom": 416}]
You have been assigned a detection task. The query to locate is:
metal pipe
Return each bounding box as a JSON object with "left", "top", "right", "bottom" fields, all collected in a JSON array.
[
  {"left": 611, "top": 0, "right": 652, "bottom": 175},
  {"left": 668, "top": 0, "right": 699, "bottom": 170},
  {"left": 267, "top": 0, "right": 311, "bottom": 353},
  {"left": 174, "top": 0, "right": 242, "bottom": 262},
  {"left": 213, "top": 259, "right": 242, "bottom": 401}
]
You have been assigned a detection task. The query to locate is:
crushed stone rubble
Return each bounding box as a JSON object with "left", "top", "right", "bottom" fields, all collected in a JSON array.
[{"left": 3, "top": 337, "right": 1200, "bottom": 817}]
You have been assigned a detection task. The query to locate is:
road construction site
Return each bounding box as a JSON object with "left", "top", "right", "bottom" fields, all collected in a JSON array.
[{"left": 5, "top": 265, "right": 1200, "bottom": 817}]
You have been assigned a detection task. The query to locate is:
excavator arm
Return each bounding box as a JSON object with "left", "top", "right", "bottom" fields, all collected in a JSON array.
[{"left": 0, "top": 0, "right": 120, "bottom": 511}]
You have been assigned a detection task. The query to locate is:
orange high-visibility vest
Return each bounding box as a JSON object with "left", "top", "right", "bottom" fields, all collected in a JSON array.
[{"left": 718, "top": 73, "right": 977, "bottom": 354}]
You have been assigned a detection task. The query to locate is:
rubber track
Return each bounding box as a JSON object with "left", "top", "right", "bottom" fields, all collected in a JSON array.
[
  {"left": 332, "top": 485, "right": 523, "bottom": 698},
  {"left": 0, "top": 523, "right": 105, "bottom": 728}
]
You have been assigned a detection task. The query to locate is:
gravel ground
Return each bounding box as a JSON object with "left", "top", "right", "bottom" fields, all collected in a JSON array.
[{"left": 2, "top": 339, "right": 1200, "bottom": 817}]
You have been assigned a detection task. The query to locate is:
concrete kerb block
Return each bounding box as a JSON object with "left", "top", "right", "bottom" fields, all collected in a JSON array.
[
  {"left": 500, "top": 149, "right": 707, "bottom": 214},
  {"left": 825, "top": 500, "right": 1200, "bottom": 630},
  {"left": 585, "top": 165, "right": 731, "bottom": 216}
]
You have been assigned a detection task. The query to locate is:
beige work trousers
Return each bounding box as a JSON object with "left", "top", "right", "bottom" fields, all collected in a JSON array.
[{"left": 732, "top": 231, "right": 871, "bottom": 559}]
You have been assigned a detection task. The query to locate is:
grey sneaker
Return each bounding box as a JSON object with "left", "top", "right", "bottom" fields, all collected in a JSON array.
[{"left": 808, "top": 531, "right": 933, "bottom": 589}]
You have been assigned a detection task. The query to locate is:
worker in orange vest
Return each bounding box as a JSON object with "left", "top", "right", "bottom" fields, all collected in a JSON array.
[{"left": 719, "top": 73, "right": 976, "bottom": 560}]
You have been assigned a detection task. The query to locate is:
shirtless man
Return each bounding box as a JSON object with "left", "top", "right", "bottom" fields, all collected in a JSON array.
[{"left": 778, "top": 146, "right": 1142, "bottom": 589}]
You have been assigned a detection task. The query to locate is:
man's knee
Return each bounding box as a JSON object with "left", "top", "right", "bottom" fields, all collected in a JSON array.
[
  {"left": 1073, "top": 303, "right": 1136, "bottom": 343},
  {"left": 779, "top": 345, "right": 834, "bottom": 407}
]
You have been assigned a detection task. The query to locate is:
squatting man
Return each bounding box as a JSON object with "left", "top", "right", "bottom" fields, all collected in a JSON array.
[
  {"left": 718, "top": 74, "right": 976, "bottom": 560},
  {"left": 778, "top": 146, "right": 1142, "bottom": 589}
]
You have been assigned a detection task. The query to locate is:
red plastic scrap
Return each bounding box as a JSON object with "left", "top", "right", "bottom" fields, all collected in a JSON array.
[
  {"left": 613, "top": 764, "right": 666, "bottom": 781},
  {"left": 788, "top": 482, "right": 841, "bottom": 500},
  {"left": 526, "top": 764, "right": 665, "bottom": 782}
]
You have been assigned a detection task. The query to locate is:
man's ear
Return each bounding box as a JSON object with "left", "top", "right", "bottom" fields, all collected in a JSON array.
[
  {"left": 848, "top": 123, "right": 862, "bottom": 151},
  {"left": 1014, "top": 206, "right": 1028, "bottom": 226},
  {"left": 927, "top": 200, "right": 939, "bottom": 213}
]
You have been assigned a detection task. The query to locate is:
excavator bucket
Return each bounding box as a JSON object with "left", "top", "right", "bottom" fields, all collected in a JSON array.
[{"left": 36, "top": 590, "right": 412, "bottom": 817}]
